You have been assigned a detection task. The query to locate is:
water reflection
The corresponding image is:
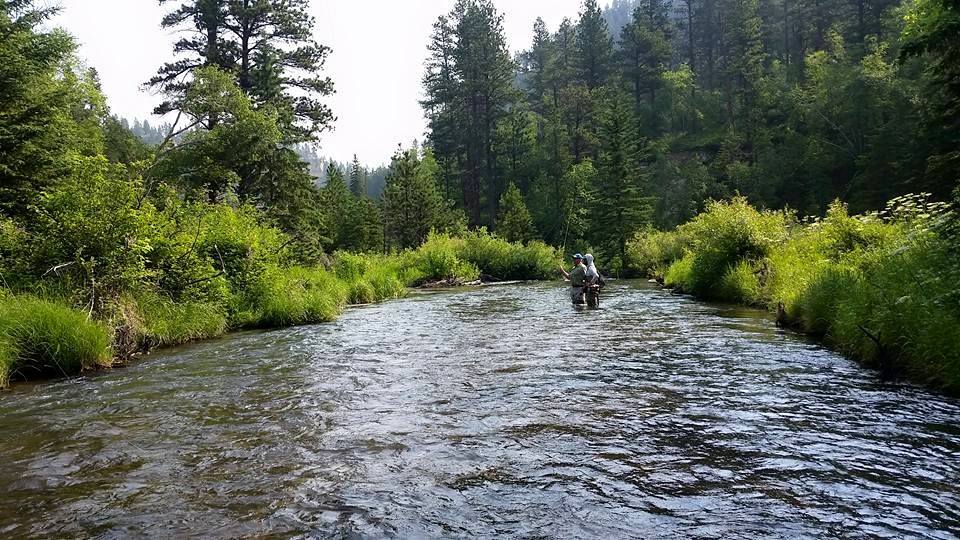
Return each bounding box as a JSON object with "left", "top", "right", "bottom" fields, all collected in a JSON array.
[{"left": 1, "top": 281, "right": 958, "bottom": 538}]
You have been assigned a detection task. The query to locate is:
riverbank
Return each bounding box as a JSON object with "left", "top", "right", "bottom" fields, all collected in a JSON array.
[
  {"left": 0, "top": 231, "right": 559, "bottom": 388},
  {"left": 626, "top": 194, "right": 960, "bottom": 394}
]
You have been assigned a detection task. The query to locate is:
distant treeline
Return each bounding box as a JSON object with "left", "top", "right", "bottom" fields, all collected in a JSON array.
[{"left": 420, "top": 0, "right": 960, "bottom": 268}]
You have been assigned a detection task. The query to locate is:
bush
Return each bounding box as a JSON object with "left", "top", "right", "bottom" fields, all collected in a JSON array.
[
  {"left": 409, "top": 233, "right": 479, "bottom": 284},
  {"left": 664, "top": 252, "right": 694, "bottom": 288},
  {"left": 458, "top": 230, "right": 560, "bottom": 280},
  {"left": 625, "top": 228, "right": 689, "bottom": 279},
  {"left": 677, "top": 197, "right": 789, "bottom": 298},
  {"left": 635, "top": 194, "right": 960, "bottom": 393},
  {"left": 0, "top": 295, "right": 111, "bottom": 387},
  {"left": 33, "top": 157, "right": 152, "bottom": 301},
  {"left": 718, "top": 260, "right": 763, "bottom": 305}
]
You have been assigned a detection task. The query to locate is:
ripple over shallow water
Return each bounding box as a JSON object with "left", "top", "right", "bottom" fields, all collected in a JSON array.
[{"left": 1, "top": 281, "right": 959, "bottom": 538}]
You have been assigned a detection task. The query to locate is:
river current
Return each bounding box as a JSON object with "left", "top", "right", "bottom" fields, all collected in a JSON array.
[{"left": 1, "top": 281, "right": 958, "bottom": 538}]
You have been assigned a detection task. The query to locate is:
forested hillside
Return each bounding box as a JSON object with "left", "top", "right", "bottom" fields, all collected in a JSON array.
[{"left": 421, "top": 0, "right": 959, "bottom": 265}]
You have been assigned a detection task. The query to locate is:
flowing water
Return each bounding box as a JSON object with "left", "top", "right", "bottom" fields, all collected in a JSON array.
[{"left": 1, "top": 281, "right": 959, "bottom": 538}]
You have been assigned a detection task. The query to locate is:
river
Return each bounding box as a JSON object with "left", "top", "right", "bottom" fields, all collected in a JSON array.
[{"left": 1, "top": 281, "right": 958, "bottom": 538}]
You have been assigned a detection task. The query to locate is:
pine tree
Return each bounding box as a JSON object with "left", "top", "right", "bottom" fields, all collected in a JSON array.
[
  {"left": 322, "top": 163, "right": 354, "bottom": 251},
  {"left": 148, "top": 0, "right": 231, "bottom": 121},
  {"left": 381, "top": 149, "right": 448, "bottom": 249},
  {"left": 149, "top": 0, "right": 334, "bottom": 140},
  {"left": 421, "top": 15, "right": 461, "bottom": 203},
  {"left": 522, "top": 17, "right": 554, "bottom": 109},
  {"left": 349, "top": 154, "right": 366, "bottom": 197},
  {"left": 452, "top": 0, "right": 517, "bottom": 226},
  {"left": 496, "top": 183, "right": 537, "bottom": 243},
  {"left": 900, "top": 0, "right": 960, "bottom": 197},
  {"left": 0, "top": 1, "right": 106, "bottom": 218},
  {"left": 591, "top": 87, "right": 654, "bottom": 264},
  {"left": 576, "top": 0, "right": 615, "bottom": 89},
  {"left": 619, "top": 6, "right": 672, "bottom": 107}
]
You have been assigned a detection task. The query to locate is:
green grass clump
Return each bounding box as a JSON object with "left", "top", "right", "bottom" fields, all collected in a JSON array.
[
  {"left": 409, "top": 233, "right": 480, "bottom": 284},
  {"left": 664, "top": 252, "right": 694, "bottom": 288},
  {"left": 455, "top": 230, "right": 560, "bottom": 280},
  {"left": 365, "top": 266, "right": 407, "bottom": 300},
  {"left": 233, "top": 266, "right": 349, "bottom": 328},
  {"left": 626, "top": 228, "right": 689, "bottom": 279},
  {"left": 130, "top": 292, "right": 229, "bottom": 347},
  {"left": 0, "top": 295, "right": 111, "bottom": 387},
  {"left": 794, "top": 265, "right": 861, "bottom": 335},
  {"left": 718, "top": 260, "right": 763, "bottom": 305},
  {"left": 677, "top": 196, "right": 789, "bottom": 298}
]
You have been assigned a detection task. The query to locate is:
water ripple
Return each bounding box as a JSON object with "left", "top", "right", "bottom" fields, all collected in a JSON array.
[{"left": 0, "top": 281, "right": 958, "bottom": 538}]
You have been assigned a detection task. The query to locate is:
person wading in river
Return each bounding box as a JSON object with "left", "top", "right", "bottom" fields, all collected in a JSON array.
[
  {"left": 559, "top": 253, "right": 588, "bottom": 304},
  {"left": 583, "top": 254, "right": 601, "bottom": 286}
]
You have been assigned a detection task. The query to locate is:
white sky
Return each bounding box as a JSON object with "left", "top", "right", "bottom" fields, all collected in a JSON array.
[{"left": 52, "top": 0, "right": 587, "bottom": 166}]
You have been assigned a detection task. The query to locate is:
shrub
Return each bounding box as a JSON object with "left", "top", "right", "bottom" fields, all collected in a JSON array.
[
  {"left": 626, "top": 228, "right": 689, "bottom": 279},
  {"left": 664, "top": 252, "right": 694, "bottom": 288},
  {"left": 457, "top": 230, "right": 560, "bottom": 280},
  {"left": 33, "top": 157, "right": 152, "bottom": 300},
  {"left": 410, "top": 233, "right": 479, "bottom": 284},
  {"left": 678, "top": 196, "right": 789, "bottom": 298},
  {"left": 718, "top": 260, "right": 763, "bottom": 305}
]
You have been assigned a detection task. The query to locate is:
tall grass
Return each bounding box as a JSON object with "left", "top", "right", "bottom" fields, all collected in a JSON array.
[
  {"left": 126, "top": 292, "right": 229, "bottom": 348},
  {"left": 628, "top": 194, "right": 960, "bottom": 393},
  {"left": 232, "top": 266, "right": 350, "bottom": 328},
  {"left": 0, "top": 295, "right": 111, "bottom": 386},
  {"left": 1, "top": 228, "right": 561, "bottom": 387}
]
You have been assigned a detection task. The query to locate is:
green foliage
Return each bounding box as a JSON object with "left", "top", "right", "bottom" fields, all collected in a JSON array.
[
  {"left": 382, "top": 148, "right": 463, "bottom": 250},
  {"left": 458, "top": 230, "right": 561, "bottom": 280},
  {"left": 718, "top": 260, "right": 762, "bottom": 305},
  {"left": 673, "top": 196, "right": 788, "bottom": 298},
  {"left": 151, "top": 67, "right": 328, "bottom": 260},
  {"left": 149, "top": 0, "right": 333, "bottom": 141},
  {"left": 900, "top": 0, "right": 960, "bottom": 196},
  {"left": 591, "top": 86, "right": 655, "bottom": 264},
  {"left": 625, "top": 228, "right": 688, "bottom": 278},
  {"left": 663, "top": 252, "right": 694, "bottom": 288},
  {"left": 496, "top": 183, "right": 537, "bottom": 243},
  {"left": 0, "top": 2, "right": 109, "bottom": 218},
  {"left": 629, "top": 194, "right": 960, "bottom": 393},
  {"left": 0, "top": 294, "right": 111, "bottom": 387},
  {"left": 408, "top": 233, "right": 480, "bottom": 284},
  {"left": 333, "top": 252, "right": 406, "bottom": 304},
  {"left": 128, "top": 292, "right": 228, "bottom": 348},
  {"left": 34, "top": 157, "right": 151, "bottom": 301},
  {"left": 232, "top": 266, "right": 349, "bottom": 328}
]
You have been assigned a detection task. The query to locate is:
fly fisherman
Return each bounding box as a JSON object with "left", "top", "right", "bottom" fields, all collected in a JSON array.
[{"left": 559, "top": 253, "right": 587, "bottom": 304}]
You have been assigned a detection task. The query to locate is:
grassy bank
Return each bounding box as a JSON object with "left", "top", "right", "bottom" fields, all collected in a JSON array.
[
  {"left": 0, "top": 223, "right": 560, "bottom": 387},
  {"left": 627, "top": 194, "right": 960, "bottom": 393}
]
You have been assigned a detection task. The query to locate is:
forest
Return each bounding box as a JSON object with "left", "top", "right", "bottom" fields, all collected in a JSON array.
[{"left": 0, "top": 0, "right": 958, "bottom": 390}]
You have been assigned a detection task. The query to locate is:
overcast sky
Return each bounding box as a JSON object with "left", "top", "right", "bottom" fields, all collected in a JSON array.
[{"left": 51, "top": 0, "right": 587, "bottom": 166}]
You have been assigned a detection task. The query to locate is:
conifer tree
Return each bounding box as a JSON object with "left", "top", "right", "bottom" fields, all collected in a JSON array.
[
  {"left": 576, "top": 0, "right": 615, "bottom": 89},
  {"left": 149, "top": 0, "right": 334, "bottom": 140},
  {"left": 591, "top": 87, "right": 654, "bottom": 264},
  {"left": 382, "top": 149, "right": 448, "bottom": 249},
  {"left": 496, "top": 183, "right": 537, "bottom": 243},
  {"left": 349, "top": 154, "right": 366, "bottom": 198},
  {"left": 619, "top": 6, "right": 672, "bottom": 107},
  {"left": 0, "top": 1, "right": 103, "bottom": 218},
  {"left": 322, "top": 163, "right": 354, "bottom": 250}
]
